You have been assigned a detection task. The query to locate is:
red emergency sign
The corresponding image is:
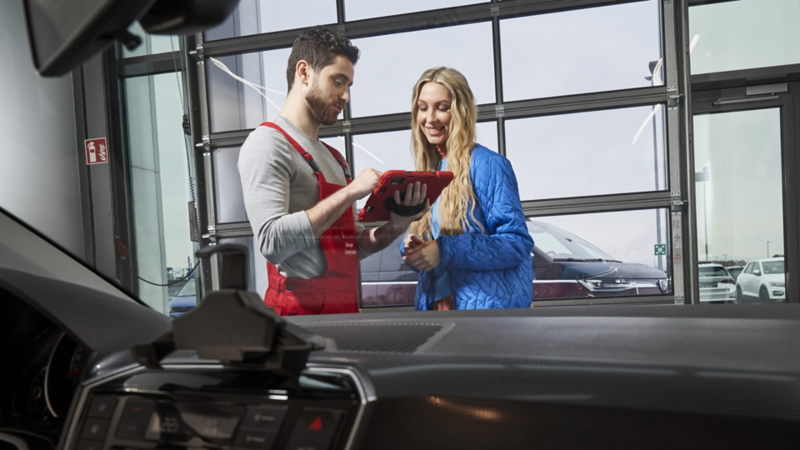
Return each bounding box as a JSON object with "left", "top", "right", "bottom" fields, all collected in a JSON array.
[{"left": 85, "top": 138, "right": 108, "bottom": 165}]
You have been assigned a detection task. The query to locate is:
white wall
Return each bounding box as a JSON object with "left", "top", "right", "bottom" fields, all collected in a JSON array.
[{"left": 0, "top": 0, "right": 84, "bottom": 258}]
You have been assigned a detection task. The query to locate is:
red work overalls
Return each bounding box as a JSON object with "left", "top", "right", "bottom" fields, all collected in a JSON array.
[{"left": 260, "top": 122, "right": 359, "bottom": 316}]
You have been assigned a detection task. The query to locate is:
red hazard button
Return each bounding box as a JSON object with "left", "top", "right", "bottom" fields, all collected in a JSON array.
[{"left": 285, "top": 409, "right": 343, "bottom": 450}]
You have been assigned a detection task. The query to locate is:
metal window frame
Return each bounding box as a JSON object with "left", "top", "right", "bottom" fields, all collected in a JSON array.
[{"left": 109, "top": 0, "right": 697, "bottom": 306}]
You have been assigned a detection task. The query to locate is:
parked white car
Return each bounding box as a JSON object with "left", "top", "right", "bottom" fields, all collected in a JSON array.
[
  {"left": 698, "top": 263, "right": 736, "bottom": 303},
  {"left": 736, "top": 258, "right": 786, "bottom": 302}
]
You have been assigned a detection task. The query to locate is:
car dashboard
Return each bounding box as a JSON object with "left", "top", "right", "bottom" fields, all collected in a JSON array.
[{"left": 4, "top": 278, "right": 800, "bottom": 450}]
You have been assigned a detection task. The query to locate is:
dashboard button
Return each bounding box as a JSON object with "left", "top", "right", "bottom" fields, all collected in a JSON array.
[
  {"left": 81, "top": 418, "right": 110, "bottom": 441},
  {"left": 116, "top": 418, "right": 150, "bottom": 440},
  {"left": 120, "top": 399, "right": 154, "bottom": 420},
  {"left": 284, "top": 409, "right": 343, "bottom": 450},
  {"left": 242, "top": 406, "right": 288, "bottom": 430},
  {"left": 233, "top": 430, "right": 278, "bottom": 449},
  {"left": 87, "top": 397, "right": 117, "bottom": 419},
  {"left": 76, "top": 440, "right": 102, "bottom": 450}
]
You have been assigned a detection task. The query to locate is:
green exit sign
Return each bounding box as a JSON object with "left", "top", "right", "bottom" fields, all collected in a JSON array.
[{"left": 654, "top": 244, "right": 667, "bottom": 256}]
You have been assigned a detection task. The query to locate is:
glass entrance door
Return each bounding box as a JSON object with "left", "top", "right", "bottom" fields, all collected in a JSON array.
[{"left": 692, "top": 107, "right": 786, "bottom": 304}]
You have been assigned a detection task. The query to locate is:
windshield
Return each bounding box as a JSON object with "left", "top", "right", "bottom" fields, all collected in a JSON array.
[
  {"left": 176, "top": 280, "right": 197, "bottom": 297},
  {"left": 527, "top": 221, "right": 618, "bottom": 262},
  {"left": 762, "top": 261, "right": 785, "bottom": 274},
  {"left": 3, "top": 0, "right": 789, "bottom": 318}
]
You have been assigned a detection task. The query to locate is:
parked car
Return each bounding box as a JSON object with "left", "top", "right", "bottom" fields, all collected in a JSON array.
[
  {"left": 725, "top": 265, "right": 745, "bottom": 279},
  {"left": 737, "top": 258, "right": 786, "bottom": 302},
  {"left": 360, "top": 221, "right": 670, "bottom": 307},
  {"left": 528, "top": 221, "right": 669, "bottom": 300},
  {"left": 169, "top": 280, "right": 197, "bottom": 317},
  {"left": 698, "top": 263, "right": 737, "bottom": 303}
]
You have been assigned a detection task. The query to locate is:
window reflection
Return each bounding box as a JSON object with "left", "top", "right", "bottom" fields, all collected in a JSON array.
[
  {"left": 501, "top": 0, "right": 663, "bottom": 101},
  {"left": 505, "top": 105, "right": 667, "bottom": 201},
  {"left": 350, "top": 23, "right": 495, "bottom": 117},
  {"left": 205, "top": 0, "right": 337, "bottom": 41},
  {"left": 690, "top": 0, "right": 800, "bottom": 74}
]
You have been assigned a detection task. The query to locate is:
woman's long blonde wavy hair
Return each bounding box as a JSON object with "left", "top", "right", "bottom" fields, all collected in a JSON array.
[{"left": 410, "top": 67, "right": 482, "bottom": 240}]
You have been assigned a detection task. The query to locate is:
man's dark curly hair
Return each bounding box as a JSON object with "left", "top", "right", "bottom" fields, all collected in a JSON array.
[{"left": 286, "top": 26, "right": 360, "bottom": 91}]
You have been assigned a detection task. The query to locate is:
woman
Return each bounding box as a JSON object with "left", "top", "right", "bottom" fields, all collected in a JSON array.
[{"left": 401, "top": 67, "right": 534, "bottom": 311}]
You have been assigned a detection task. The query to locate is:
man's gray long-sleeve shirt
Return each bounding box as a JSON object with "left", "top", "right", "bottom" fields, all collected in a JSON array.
[{"left": 238, "top": 116, "right": 365, "bottom": 279}]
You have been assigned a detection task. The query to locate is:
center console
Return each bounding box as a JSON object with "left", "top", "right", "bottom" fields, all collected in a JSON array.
[{"left": 65, "top": 367, "right": 363, "bottom": 450}]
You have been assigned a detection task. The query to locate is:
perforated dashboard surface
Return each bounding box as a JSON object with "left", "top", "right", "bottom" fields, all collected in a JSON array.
[{"left": 294, "top": 304, "right": 800, "bottom": 449}]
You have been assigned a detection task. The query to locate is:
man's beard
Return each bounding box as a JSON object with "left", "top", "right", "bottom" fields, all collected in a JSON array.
[{"left": 305, "top": 85, "right": 340, "bottom": 126}]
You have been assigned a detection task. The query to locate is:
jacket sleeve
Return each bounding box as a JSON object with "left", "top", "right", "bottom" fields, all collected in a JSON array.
[{"left": 437, "top": 155, "right": 534, "bottom": 271}]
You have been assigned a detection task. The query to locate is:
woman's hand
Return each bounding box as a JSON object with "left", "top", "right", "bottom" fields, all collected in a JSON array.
[
  {"left": 403, "top": 239, "right": 440, "bottom": 272},
  {"left": 403, "top": 234, "right": 425, "bottom": 254}
]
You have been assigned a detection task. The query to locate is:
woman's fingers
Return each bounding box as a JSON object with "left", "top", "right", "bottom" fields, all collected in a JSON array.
[{"left": 410, "top": 235, "right": 425, "bottom": 246}]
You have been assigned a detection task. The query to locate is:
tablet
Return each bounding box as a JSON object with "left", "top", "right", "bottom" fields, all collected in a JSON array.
[{"left": 357, "top": 170, "right": 454, "bottom": 222}]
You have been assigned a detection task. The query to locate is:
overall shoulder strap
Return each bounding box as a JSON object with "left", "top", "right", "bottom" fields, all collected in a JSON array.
[
  {"left": 319, "top": 141, "right": 352, "bottom": 181},
  {"left": 260, "top": 122, "right": 321, "bottom": 174}
]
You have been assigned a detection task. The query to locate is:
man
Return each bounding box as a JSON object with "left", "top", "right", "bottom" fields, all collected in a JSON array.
[{"left": 238, "top": 26, "right": 428, "bottom": 316}]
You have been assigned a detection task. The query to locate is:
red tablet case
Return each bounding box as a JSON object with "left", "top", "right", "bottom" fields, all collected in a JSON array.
[{"left": 357, "top": 170, "right": 454, "bottom": 222}]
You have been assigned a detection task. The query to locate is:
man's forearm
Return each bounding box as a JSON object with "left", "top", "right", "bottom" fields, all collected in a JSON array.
[
  {"left": 358, "top": 220, "right": 411, "bottom": 254},
  {"left": 306, "top": 185, "right": 360, "bottom": 238}
]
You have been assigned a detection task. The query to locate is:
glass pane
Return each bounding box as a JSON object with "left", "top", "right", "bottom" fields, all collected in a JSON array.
[
  {"left": 350, "top": 23, "right": 495, "bottom": 117},
  {"left": 214, "top": 146, "right": 247, "bottom": 224},
  {"left": 122, "top": 22, "right": 178, "bottom": 58},
  {"left": 345, "top": 0, "right": 486, "bottom": 21},
  {"left": 124, "top": 73, "right": 198, "bottom": 314},
  {"left": 693, "top": 108, "right": 785, "bottom": 304},
  {"left": 207, "top": 49, "right": 291, "bottom": 133},
  {"left": 530, "top": 209, "right": 671, "bottom": 301},
  {"left": 358, "top": 208, "right": 672, "bottom": 307},
  {"left": 205, "top": 0, "right": 337, "bottom": 41},
  {"left": 352, "top": 130, "right": 415, "bottom": 209},
  {"left": 476, "top": 121, "right": 499, "bottom": 153},
  {"left": 501, "top": 0, "right": 663, "bottom": 101},
  {"left": 505, "top": 105, "right": 667, "bottom": 201},
  {"left": 690, "top": 0, "right": 800, "bottom": 75}
]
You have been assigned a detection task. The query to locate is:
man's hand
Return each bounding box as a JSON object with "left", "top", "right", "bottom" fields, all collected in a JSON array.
[
  {"left": 347, "top": 168, "right": 382, "bottom": 199},
  {"left": 403, "top": 239, "right": 441, "bottom": 272},
  {"left": 389, "top": 181, "right": 431, "bottom": 229}
]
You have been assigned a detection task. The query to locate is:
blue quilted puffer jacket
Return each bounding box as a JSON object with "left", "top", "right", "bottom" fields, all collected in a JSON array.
[{"left": 401, "top": 145, "right": 534, "bottom": 310}]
